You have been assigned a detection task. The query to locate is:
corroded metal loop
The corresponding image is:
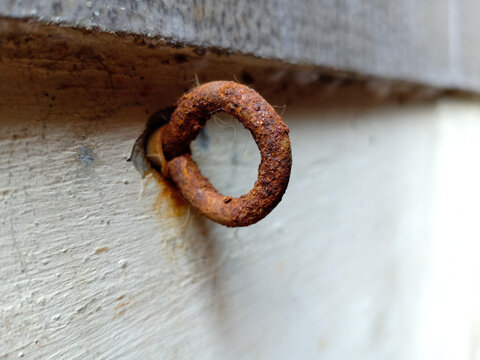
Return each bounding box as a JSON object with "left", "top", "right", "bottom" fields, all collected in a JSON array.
[{"left": 150, "top": 81, "right": 292, "bottom": 227}]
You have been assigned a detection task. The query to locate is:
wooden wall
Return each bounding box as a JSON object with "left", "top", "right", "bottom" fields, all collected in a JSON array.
[{"left": 1, "top": 17, "right": 480, "bottom": 360}]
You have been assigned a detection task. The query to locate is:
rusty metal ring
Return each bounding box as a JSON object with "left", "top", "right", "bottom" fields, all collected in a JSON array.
[{"left": 148, "top": 81, "right": 292, "bottom": 227}]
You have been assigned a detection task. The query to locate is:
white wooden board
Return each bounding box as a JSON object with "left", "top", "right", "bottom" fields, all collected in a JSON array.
[{"left": 2, "top": 95, "right": 480, "bottom": 359}]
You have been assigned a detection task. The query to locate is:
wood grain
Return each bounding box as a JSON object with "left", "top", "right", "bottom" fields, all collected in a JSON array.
[{"left": 1, "top": 0, "right": 480, "bottom": 91}]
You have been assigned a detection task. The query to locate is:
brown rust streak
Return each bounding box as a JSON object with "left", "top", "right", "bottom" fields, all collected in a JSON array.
[
  {"left": 152, "top": 170, "right": 188, "bottom": 219},
  {"left": 95, "top": 247, "right": 109, "bottom": 254},
  {"left": 114, "top": 299, "right": 131, "bottom": 310},
  {"left": 156, "top": 81, "right": 292, "bottom": 227}
]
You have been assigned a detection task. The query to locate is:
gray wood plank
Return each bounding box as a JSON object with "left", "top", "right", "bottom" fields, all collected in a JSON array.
[{"left": 1, "top": 0, "right": 480, "bottom": 91}]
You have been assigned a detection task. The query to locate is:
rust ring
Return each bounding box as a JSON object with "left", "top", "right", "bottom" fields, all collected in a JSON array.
[{"left": 148, "top": 81, "right": 292, "bottom": 227}]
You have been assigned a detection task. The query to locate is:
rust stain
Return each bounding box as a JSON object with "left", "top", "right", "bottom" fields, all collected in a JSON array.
[
  {"left": 34, "top": 338, "right": 44, "bottom": 349},
  {"left": 113, "top": 296, "right": 133, "bottom": 319},
  {"left": 95, "top": 247, "right": 109, "bottom": 254},
  {"left": 4, "top": 317, "right": 11, "bottom": 330},
  {"left": 317, "top": 339, "right": 327, "bottom": 351},
  {"left": 155, "top": 172, "right": 186, "bottom": 208},
  {"left": 152, "top": 171, "right": 188, "bottom": 219},
  {"left": 276, "top": 261, "right": 285, "bottom": 276},
  {"left": 147, "top": 81, "right": 292, "bottom": 227},
  {"left": 114, "top": 299, "right": 130, "bottom": 311}
]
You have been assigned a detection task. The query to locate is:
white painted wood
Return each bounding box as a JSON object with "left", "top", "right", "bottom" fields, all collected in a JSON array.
[{"left": 2, "top": 92, "right": 480, "bottom": 359}]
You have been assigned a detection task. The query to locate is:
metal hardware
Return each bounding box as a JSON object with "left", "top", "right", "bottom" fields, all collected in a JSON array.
[{"left": 146, "top": 81, "right": 292, "bottom": 227}]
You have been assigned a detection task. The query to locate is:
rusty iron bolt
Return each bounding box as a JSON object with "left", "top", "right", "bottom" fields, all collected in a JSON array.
[{"left": 146, "top": 81, "right": 292, "bottom": 227}]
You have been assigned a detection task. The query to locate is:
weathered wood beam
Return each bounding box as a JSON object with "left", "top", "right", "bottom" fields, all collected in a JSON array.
[{"left": 1, "top": 0, "right": 480, "bottom": 92}]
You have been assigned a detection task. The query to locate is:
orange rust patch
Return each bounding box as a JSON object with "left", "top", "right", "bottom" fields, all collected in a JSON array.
[
  {"left": 152, "top": 170, "right": 188, "bottom": 219},
  {"left": 159, "top": 176, "right": 186, "bottom": 209},
  {"left": 116, "top": 295, "right": 125, "bottom": 301},
  {"left": 95, "top": 247, "right": 109, "bottom": 254}
]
